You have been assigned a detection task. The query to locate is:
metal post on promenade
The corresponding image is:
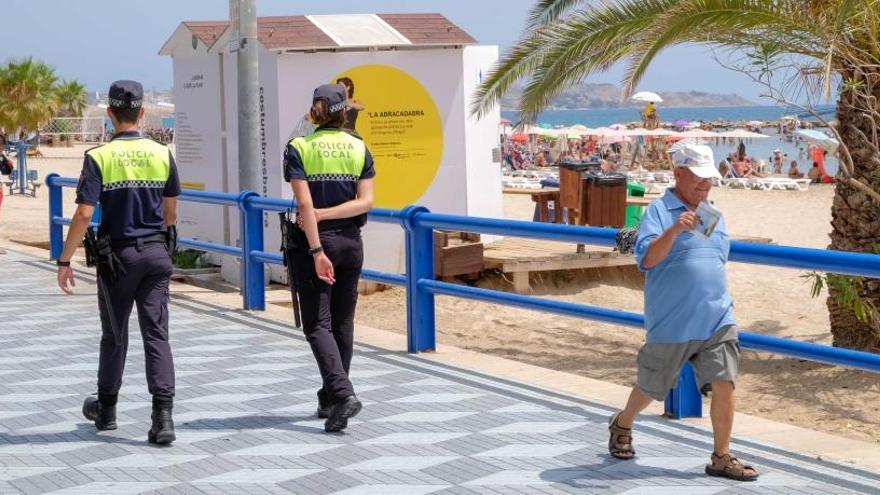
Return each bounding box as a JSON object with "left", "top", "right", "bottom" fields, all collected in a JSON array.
[
  {"left": 665, "top": 363, "right": 702, "bottom": 418},
  {"left": 231, "top": 0, "right": 262, "bottom": 197},
  {"left": 16, "top": 141, "right": 28, "bottom": 195},
  {"left": 47, "top": 174, "right": 63, "bottom": 260},
  {"left": 240, "top": 192, "right": 265, "bottom": 310},
  {"left": 401, "top": 206, "right": 436, "bottom": 353}
]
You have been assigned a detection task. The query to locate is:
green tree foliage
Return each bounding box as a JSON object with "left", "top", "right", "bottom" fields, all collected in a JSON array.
[{"left": 0, "top": 58, "right": 87, "bottom": 137}]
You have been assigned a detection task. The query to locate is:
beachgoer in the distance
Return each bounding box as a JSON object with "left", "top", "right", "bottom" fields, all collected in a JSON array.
[
  {"left": 788, "top": 160, "right": 803, "bottom": 179},
  {"left": 808, "top": 162, "right": 821, "bottom": 183},
  {"left": 772, "top": 149, "right": 784, "bottom": 174},
  {"left": 336, "top": 77, "right": 364, "bottom": 133},
  {"left": 609, "top": 143, "right": 759, "bottom": 482}
]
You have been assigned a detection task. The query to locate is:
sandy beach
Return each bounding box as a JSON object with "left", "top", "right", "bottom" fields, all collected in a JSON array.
[{"left": 2, "top": 144, "right": 878, "bottom": 445}]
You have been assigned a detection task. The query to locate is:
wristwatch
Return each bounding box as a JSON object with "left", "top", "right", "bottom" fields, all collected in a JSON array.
[
  {"left": 56, "top": 260, "right": 71, "bottom": 267},
  {"left": 308, "top": 246, "right": 324, "bottom": 256}
]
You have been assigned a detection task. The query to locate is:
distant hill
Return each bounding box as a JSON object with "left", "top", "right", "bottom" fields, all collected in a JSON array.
[{"left": 500, "top": 83, "right": 754, "bottom": 110}]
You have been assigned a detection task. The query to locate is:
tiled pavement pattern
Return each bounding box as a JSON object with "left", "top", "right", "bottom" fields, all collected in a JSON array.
[{"left": 0, "top": 249, "right": 878, "bottom": 495}]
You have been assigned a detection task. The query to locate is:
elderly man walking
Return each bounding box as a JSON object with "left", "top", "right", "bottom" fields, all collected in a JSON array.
[{"left": 608, "top": 143, "right": 759, "bottom": 481}]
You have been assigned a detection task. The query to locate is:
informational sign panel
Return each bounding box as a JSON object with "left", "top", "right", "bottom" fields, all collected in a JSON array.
[{"left": 172, "top": 55, "right": 224, "bottom": 243}]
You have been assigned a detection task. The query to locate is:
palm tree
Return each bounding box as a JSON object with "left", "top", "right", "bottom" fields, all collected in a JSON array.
[
  {"left": 472, "top": 0, "right": 880, "bottom": 352},
  {"left": 55, "top": 80, "right": 88, "bottom": 118},
  {"left": 0, "top": 58, "right": 59, "bottom": 140},
  {"left": 53, "top": 79, "right": 88, "bottom": 145}
]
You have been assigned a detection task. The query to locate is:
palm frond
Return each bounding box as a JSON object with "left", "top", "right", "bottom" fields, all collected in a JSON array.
[
  {"left": 470, "top": 28, "right": 556, "bottom": 118},
  {"left": 517, "top": 1, "right": 673, "bottom": 121},
  {"left": 622, "top": 0, "right": 823, "bottom": 96},
  {"left": 525, "top": 0, "right": 586, "bottom": 30}
]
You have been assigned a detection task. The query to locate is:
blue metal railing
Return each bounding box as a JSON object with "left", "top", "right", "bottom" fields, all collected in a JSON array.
[{"left": 46, "top": 174, "right": 880, "bottom": 420}]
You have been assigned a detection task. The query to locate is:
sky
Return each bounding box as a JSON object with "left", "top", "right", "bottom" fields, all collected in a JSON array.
[{"left": 0, "top": 0, "right": 769, "bottom": 102}]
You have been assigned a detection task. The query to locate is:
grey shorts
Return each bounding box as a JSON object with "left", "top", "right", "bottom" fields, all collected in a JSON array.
[{"left": 637, "top": 325, "right": 741, "bottom": 401}]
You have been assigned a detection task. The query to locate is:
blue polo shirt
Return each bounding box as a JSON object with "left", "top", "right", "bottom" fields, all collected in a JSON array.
[{"left": 634, "top": 189, "right": 736, "bottom": 343}]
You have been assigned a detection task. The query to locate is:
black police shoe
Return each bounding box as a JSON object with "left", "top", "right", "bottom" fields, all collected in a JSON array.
[
  {"left": 82, "top": 396, "right": 117, "bottom": 430},
  {"left": 148, "top": 406, "right": 176, "bottom": 445},
  {"left": 324, "top": 395, "right": 362, "bottom": 433},
  {"left": 317, "top": 389, "right": 331, "bottom": 419}
]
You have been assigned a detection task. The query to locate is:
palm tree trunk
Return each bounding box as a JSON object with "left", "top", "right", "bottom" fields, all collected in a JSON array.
[{"left": 828, "top": 76, "right": 880, "bottom": 353}]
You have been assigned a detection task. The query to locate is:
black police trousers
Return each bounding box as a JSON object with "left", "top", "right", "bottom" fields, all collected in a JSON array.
[
  {"left": 291, "top": 224, "right": 363, "bottom": 403},
  {"left": 96, "top": 241, "right": 175, "bottom": 404}
]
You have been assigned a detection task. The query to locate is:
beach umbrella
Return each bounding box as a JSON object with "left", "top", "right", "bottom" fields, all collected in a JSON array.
[
  {"left": 621, "top": 127, "right": 650, "bottom": 136},
  {"left": 598, "top": 135, "right": 632, "bottom": 145},
  {"left": 557, "top": 125, "right": 594, "bottom": 137},
  {"left": 677, "top": 129, "right": 719, "bottom": 140},
  {"left": 673, "top": 119, "right": 689, "bottom": 128},
  {"left": 631, "top": 91, "right": 663, "bottom": 103},
  {"left": 590, "top": 127, "right": 625, "bottom": 137},
  {"left": 500, "top": 117, "right": 512, "bottom": 125},
  {"left": 646, "top": 128, "right": 679, "bottom": 137},
  {"left": 795, "top": 129, "right": 839, "bottom": 153},
  {"left": 747, "top": 120, "right": 764, "bottom": 127},
  {"left": 717, "top": 129, "right": 769, "bottom": 139}
]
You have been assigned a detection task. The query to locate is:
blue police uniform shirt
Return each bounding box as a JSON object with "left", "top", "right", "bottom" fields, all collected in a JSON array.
[
  {"left": 634, "top": 189, "right": 736, "bottom": 343},
  {"left": 283, "top": 127, "right": 375, "bottom": 225},
  {"left": 75, "top": 131, "right": 181, "bottom": 239}
]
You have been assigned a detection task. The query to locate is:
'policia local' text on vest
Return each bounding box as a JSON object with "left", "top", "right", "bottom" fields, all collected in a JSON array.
[
  {"left": 289, "top": 130, "right": 367, "bottom": 182},
  {"left": 86, "top": 138, "right": 171, "bottom": 192}
]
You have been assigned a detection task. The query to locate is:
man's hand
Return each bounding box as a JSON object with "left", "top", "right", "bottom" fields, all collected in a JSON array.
[
  {"left": 313, "top": 252, "right": 335, "bottom": 285},
  {"left": 57, "top": 266, "right": 75, "bottom": 294},
  {"left": 673, "top": 211, "right": 698, "bottom": 234}
]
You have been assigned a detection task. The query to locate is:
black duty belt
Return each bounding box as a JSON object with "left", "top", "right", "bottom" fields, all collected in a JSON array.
[{"left": 111, "top": 233, "right": 167, "bottom": 248}]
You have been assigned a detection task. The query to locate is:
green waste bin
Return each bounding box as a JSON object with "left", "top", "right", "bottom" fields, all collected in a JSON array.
[{"left": 625, "top": 181, "right": 646, "bottom": 228}]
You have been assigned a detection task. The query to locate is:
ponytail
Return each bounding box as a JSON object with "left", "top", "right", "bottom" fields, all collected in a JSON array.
[{"left": 309, "top": 100, "right": 345, "bottom": 128}]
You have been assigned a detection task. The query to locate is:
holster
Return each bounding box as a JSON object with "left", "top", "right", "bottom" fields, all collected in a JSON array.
[
  {"left": 166, "top": 225, "right": 178, "bottom": 255},
  {"left": 279, "top": 212, "right": 304, "bottom": 327},
  {"left": 83, "top": 227, "right": 126, "bottom": 284},
  {"left": 83, "top": 227, "right": 126, "bottom": 346}
]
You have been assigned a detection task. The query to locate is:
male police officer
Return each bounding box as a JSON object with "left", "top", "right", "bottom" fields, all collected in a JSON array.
[{"left": 57, "top": 80, "right": 180, "bottom": 445}]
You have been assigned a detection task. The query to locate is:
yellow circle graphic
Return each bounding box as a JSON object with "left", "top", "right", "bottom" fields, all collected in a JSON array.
[{"left": 333, "top": 65, "right": 443, "bottom": 209}]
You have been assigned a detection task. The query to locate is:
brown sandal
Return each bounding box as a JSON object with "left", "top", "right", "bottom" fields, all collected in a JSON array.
[
  {"left": 608, "top": 412, "right": 635, "bottom": 460},
  {"left": 705, "top": 452, "right": 759, "bottom": 481}
]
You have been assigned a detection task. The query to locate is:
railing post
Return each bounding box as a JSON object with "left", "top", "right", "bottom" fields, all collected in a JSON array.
[
  {"left": 664, "top": 363, "right": 702, "bottom": 418},
  {"left": 400, "top": 206, "right": 435, "bottom": 353},
  {"left": 47, "top": 174, "right": 63, "bottom": 260},
  {"left": 239, "top": 191, "right": 265, "bottom": 310}
]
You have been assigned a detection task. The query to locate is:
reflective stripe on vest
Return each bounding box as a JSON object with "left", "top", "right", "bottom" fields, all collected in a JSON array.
[
  {"left": 86, "top": 138, "right": 170, "bottom": 191},
  {"left": 290, "top": 130, "right": 366, "bottom": 182}
]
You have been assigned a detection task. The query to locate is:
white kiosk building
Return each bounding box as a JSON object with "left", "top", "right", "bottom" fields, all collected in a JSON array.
[{"left": 160, "top": 13, "right": 502, "bottom": 283}]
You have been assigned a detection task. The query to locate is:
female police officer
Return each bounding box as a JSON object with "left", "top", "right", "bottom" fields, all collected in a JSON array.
[{"left": 283, "top": 83, "right": 375, "bottom": 432}]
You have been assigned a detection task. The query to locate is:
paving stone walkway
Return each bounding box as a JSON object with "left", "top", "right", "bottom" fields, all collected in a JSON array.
[{"left": 0, "top": 249, "right": 878, "bottom": 494}]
